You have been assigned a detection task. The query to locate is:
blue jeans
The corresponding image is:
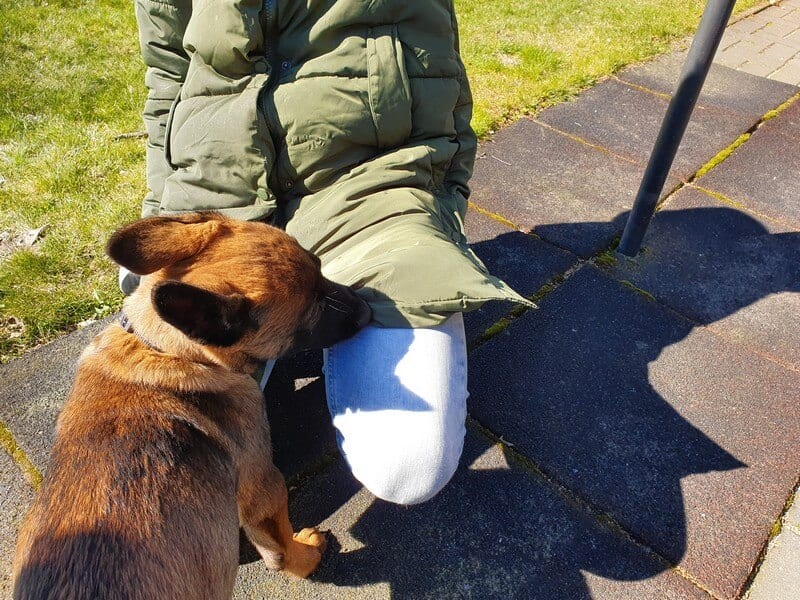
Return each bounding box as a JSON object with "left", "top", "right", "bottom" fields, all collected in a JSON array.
[
  {"left": 322, "top": 312, "right": 468, "bottom": 505},
  {"left": 262, "top": 313, "right": 468, "bottom": 505}
]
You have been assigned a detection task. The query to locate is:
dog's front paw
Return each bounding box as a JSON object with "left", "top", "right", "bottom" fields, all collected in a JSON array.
[
  {"left": 293, "top": 527, "right": 327, "bottom": 554},
  {"left": 283, "top": 528, "right": 327, "bottom": 578}
]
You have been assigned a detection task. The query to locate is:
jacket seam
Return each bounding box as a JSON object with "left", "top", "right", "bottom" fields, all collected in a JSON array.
[
  {"left": 286, "top": 73, "right": 460, "bottom": 83},
  {"left": 378, "top": 294, "right": 526, "bottom": 308},
  {"left": 142, "top": 0, "right": 185, "bottom": 7}
]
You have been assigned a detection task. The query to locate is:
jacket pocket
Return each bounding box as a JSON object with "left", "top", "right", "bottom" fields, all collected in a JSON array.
[
  {"left": 160, "top": 85, "right": 277, "bottom": 222},
  {"left": 366, "top": 25, "right": 412, "bottom": 150},
  {"left": 163, "top": 90, "right": 183, "bottom": 170}
]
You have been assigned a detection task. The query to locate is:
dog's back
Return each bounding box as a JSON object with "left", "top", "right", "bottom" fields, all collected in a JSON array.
[
  {"left": 13, "top": 327, "right": 248, "bottom": 599},
  {"left": 13, "top": 213, "right": 371, "bottom": 598}
]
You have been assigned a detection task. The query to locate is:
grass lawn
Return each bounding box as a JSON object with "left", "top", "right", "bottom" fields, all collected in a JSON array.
[{"left": 0, "top": 0, "right": 763, "bottom": 361}]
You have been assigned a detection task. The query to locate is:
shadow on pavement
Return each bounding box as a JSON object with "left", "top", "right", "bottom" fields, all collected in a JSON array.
[{"left": 244, "top": 205, "right": 799, "bottom": 597}]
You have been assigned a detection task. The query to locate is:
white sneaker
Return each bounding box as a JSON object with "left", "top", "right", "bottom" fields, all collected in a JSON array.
[{"left": 118, "top": 267, "right": 141, "bottom": 296}]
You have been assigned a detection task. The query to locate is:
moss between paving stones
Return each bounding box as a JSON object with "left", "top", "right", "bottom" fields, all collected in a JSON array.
[
  {"left": 694, "top": 133, "right": 752, "bottom": 180},
  {"left": 693, "top": 92, "right": 800, "bottom": 181},
  {"left": 0, "top": 419, "right": 41, "bottom": 489},
  {"left": 619, "top": 280, "right": 657, "bottom": 303}
]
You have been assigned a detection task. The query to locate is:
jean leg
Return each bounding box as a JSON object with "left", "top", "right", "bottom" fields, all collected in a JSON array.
[{"left": 323, "top": 313, "right": 468, "bottom": 505}]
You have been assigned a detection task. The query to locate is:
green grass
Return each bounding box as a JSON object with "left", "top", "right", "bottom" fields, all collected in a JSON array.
[
  {"left": 0, "top": 0, "right": 144, "bottom": 360},
  {"left": 0, "top": 0, "right": 763, "bottom": 361},
  {"left": 458, "top": 0, "right": 763, "bottom": 135}
]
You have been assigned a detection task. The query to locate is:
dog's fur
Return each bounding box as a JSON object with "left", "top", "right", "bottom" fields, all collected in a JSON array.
[{"left": 13, "top": 212, "right": 371, "bottom": 599}]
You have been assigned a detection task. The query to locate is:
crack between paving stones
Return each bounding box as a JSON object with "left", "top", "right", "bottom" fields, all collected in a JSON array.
[
  {"left": 531, "top": 119, "right": 648, "bottom": 168},
  {"left": 650, "top": 93, "right": 797, "bottom": 218},
  {"left": 618, "top": 279, "right": 658, "bottom": 302},
  {"left": 614, "top": 264, "right": 800, "bottom": 373},
  {"left": 464, "top": 224, "right": 705, "bottom": 357},
  {"left": 612, "top": 76, "right": 674, "bottom": 101},
  {"left": 615, "top": 77, "right": 773, "bottom": 121},
  {"left": 466, "top": 200, "right": 601, "bottom": 260},
  {"left": 588, "top": 89, "right": 800, "bottom": 372},
  {"left": 467, "top": 262, "right": 584, "bottom": 353},
  {"left": 687, "top": 90, "right": 800, "bottom": 188},
  {"left": 687, "top": 90, "right": 800, "bottom": 185},
  {"left": 620, "top": 85, "right": 800, "bottom": 224},
  {"left": 597, "top": 257, "right": 800, "bottom": 374},
  {"left": 767, "top": 51, "right": 800, "bottom": 79},
  {"left": 467, "top": 201, "right": 525, "bottom": 233},
  {"left": 285, "top": 449, "right": 340, "bottom": 496},
  {"left": 465, "top": 415, "right": 720, "bottom": 599},
  {"left": 469, "top": 98, "right": 800, "bottom": 372},
  {"left": 0, "top": 418, "right": 42, "bottom": 490},
  {"left": 693, "top": 133, "right": 753, "bottom": 180},
  {"left": 732, "top": 1, "right": 783, "bottom": 24},
  {"left": 740, "top": 478, "right": 800, "bottom": 599}
]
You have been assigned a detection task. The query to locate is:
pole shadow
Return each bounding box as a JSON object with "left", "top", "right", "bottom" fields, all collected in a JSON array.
[{"left": 246, "top": 205, "right": 798, "bottom": 597}]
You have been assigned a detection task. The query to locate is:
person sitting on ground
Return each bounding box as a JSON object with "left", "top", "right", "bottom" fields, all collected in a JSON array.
[{"left": 126, "top": 0, "right": 530, "bottom": 505}]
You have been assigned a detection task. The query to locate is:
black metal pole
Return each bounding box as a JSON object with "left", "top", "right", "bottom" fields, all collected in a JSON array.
[{"left": 617, "top": 0, "right": 736, "bottom": 256}]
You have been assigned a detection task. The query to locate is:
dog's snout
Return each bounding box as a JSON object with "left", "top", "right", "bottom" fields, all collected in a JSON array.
[
  {"left": 323, "top": 284, "right": 371, "bottom": 328},
  {"left": 287, "top": 280, "right": 371, "bottom": 354}
]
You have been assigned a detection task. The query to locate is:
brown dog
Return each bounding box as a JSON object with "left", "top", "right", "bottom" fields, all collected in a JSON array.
[{"left": 13, "top": 212, "right": 371, "bottom": 599}]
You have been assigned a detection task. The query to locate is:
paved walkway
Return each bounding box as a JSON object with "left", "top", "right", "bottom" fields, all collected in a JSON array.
[
  {"left": 2, "top": 2, "right": 799, "bottom": 599},
  {"left": 717, "top": 0, "right": 800, "bottom": 84}
]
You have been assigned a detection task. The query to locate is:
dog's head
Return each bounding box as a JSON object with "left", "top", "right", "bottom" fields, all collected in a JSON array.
[{"left": 107, "top": 212, "right": 371, "bottom": 368}]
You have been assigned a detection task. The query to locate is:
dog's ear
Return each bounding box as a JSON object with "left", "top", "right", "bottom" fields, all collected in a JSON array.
[
  {"left": 152, "top": 281, "right": 255, "bottom": 347},
  {"left": 106, "top": 213, "right": 223, "bottom": 275}
]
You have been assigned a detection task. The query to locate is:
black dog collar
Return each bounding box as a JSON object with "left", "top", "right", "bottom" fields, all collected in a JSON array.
[{"left": 118, "top": 311, "right": 162, "bottom": 352}]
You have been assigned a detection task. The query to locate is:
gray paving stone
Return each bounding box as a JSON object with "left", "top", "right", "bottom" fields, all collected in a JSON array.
[
  {"left": 770, "top": 4, "right": 800, "bottom": 24},
  {"left": 1, "top": 451, "right": 34, "bottom": 597},
  {"left": 469, "top": 118, "right": 678, "bottom": 257},
  {"left": 718, "top": 43, "right": 767, "bottom": 69},
  {"left": 732, "top": 33, "right": 787, "bottom": 55},
  {"left": 783, "top": 490, "right": 800, "bottom": 532},
  {"left": 0, "top": 319, "right": 108, "bottom": 471},
  {"left": 717, "top": 42, "right": 756, "bottom": 69},
  {"left": 618, "top": 51, "right": 798, "bottom": 119},
  {"left": 536, "top": 78, "right": 758, "bottom": 182},
  {"left": 771, "top": 56, "right": 800, "bottom": 85},
  {"left": 729, "top": 12, "right": 774, "bottom": 36},
  {"left": 464, "top": 209, "right": 576, "bottom": 342},
  {"left": 261, "top": 351, "right": 336, "bottom": 482},
  {"left": 609, "top": 187, "right": 800, "bottom": 369},
  {"left": 782, "top": 28, "right": 800, "bottom": 50},
  {"left": 760, "top": 16, "right": 800, "bottom": 40},
  {"left": 468, "top": 265, "right": 800, "bottom": 599},
  {"left": 719, "top": 27, "right": 746, "bottom": 52},
  {"left": 697, "top": 115, "right": 800, "bottom": 227},
  {"left": 740, "top": 60, "right": 780, "bottom": 78},
  {"left": 758, "top": 41, "right": 800, "bottom": 64},
  {"left": 234, "top": 431, "right": 708, "bottom": 599},
  {"left": 746, "top": 529, "right": 800, "bottom": 600}
]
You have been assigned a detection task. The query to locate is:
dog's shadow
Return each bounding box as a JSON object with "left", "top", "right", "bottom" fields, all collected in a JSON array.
[{"left": 242, "top": 205, "right": 799, "bottom": 597}]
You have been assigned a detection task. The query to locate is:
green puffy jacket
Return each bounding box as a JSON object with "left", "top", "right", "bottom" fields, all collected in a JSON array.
[{"left": 134, "top": 0, "right": 532, "bottom": 327}]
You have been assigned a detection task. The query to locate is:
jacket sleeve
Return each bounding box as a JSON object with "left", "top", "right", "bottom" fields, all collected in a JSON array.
[
  {"left": 444, "top": 5, "right": 478, "bottom": 214},
  {"left": 134, "top": 0, "right": 192, "bottom": 217}
]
